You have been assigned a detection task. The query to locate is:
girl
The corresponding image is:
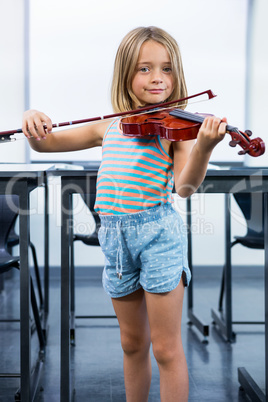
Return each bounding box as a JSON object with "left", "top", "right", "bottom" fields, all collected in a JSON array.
[{"left": 22, "top": 26, "right": 226, "bottom": 402}]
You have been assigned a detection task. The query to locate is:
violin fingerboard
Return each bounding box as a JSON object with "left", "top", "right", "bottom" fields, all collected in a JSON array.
[
  {"left": 170, "top": 109, "right": 239, "bottom": 134},
  {"left": 169, "top": 109, "right": 204, "bottom": 124}
]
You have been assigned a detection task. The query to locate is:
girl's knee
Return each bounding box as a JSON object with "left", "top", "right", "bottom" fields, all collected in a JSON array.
[
  {"left": 152, "top": 339, "right": 184, "bottom": 366},
  {"left": 120, "top": 330, "right": 151, "bottom": 356}
]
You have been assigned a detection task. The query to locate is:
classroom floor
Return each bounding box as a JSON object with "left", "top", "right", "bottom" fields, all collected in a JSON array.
[{"left": 0, "top": 264, "right": 265, "bottom": 401}]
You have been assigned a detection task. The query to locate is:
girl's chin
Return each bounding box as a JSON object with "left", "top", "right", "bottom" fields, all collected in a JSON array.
[{"left": 136, "top": 99, "right": 169, "bottom": 108}]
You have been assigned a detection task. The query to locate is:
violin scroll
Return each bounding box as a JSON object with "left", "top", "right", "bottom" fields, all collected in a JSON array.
[
  {"left": 228, "top": 129, "right": 265, "bottom": 157},
  {"left": 247, "top": 137, "right": 265, "bottom": 157}
]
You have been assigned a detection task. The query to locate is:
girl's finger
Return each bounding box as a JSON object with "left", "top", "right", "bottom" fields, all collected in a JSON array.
[
  {"left": 27, "top": 120, "right": 40, "bottom": 140},
  {"left": 40, "top": 113, "right": 53, "bottom": 133},
  {"left": 34, "top": 118, "right": 47, "bottom": 139}
]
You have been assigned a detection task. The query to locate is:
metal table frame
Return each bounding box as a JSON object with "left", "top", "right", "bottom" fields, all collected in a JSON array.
[
  {"left": 58, "top": 168, "right": 98, "bottom": 401},
  {"left": 0, "top": 164, "right": 51, "bottom": 401},
  {"left": 186, "top": 168, "right": 268, "bottom": 400}
]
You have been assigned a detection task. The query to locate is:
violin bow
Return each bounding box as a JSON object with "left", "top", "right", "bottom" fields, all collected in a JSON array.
[{"left": 0, "top": 89, "right": 216, "bottom": 143}]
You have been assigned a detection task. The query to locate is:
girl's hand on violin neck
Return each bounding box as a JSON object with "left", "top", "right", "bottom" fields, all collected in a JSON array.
[
  {"left": 22, "top": 109, "right": 52, "bottom": 141},
  {"left": 196, "top": 116, "right": 227, "bottom": 154}
]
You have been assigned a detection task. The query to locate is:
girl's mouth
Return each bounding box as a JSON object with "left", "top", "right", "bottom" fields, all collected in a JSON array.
[{"left": 147, "top": 89, "right": 164, "bottom": 94}]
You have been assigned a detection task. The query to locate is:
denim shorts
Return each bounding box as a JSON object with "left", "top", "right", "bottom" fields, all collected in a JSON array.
[{"left": 98, "top": 204, "right": 191, "bottom": 298}]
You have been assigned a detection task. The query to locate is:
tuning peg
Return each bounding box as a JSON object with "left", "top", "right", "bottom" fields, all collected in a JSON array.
[
  {"left": 245, "top": 130, "right": 252, "bottom": 137},
  {"left": 229, "top": 140, "right": 240, "bottom": 147},
  {"left": 238, "top": 149, "right": 248, "bottom": 155}
]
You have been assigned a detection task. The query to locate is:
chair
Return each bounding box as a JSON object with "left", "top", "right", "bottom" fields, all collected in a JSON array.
[
  {"left": 0, "top": 195, "right": 46, "bottom": 400},
  {"left": 70, "top": 194, "right": 116, "bottom": 345},
  {"left": 213, "top": 192, "right": 264, "bottom": 340},
  {"left": 6, "top": 216, "right": 44, "bottom": 311}
]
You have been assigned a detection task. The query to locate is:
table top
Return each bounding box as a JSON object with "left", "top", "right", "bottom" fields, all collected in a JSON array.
[
  {"left": 0, "top": 163, "right": 56, "bottom": 177},
  {"left": 1, "top": 162, "right": 268, "bottom": 193},
  {"left": 1, "top": 162, "right": 268, "bottom": 174},
  {"left": 48, "top": 162, "right": 268, "bottom": 194}
]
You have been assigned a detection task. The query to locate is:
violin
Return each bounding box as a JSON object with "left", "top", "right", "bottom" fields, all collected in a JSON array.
[
  {"left": 121, "top": 108, "right": 265, "bottom": 158},
  {"left": 0, "top": 89, "right": 265, "bottom": 157}
]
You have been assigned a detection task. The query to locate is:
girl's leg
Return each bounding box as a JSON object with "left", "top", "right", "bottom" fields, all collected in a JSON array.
[
  {"left": 145, "top": 277, "right": 188, "bottom": 402},
  {"left": 112, "top": 288, "right": 152, "bottom": 402}
]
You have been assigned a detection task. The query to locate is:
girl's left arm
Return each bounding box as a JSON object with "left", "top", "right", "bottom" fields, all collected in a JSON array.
[{"left": 173, "top": 116, "right": 227, "bottom": 198}]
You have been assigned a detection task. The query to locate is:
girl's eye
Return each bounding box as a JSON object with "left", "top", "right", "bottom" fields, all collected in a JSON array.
[
  {"left": 163, "top": 67, "right": 172, "bottom": 73},
  {"left": 139, "top": 67, "right": 149, "bottom": 72}
]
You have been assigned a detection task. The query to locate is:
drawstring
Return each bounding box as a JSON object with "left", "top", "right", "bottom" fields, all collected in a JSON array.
[{"left": 116, "top": 220, "right": 123, "bottom": 279}]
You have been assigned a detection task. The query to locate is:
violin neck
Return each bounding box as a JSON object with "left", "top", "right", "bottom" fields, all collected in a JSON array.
[{"left": 169, "top": 109, "right": 238, "bottom": 134}]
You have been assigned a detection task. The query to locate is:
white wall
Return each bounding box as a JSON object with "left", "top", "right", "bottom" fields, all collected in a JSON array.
[
  {"left": 0, "top": 1, "right": 27, "bottom": 162},
  {"left": 28, "top": 0, "right": 248, "bottom": 163},
  {"left": 244, "top": 0, "right": 268, "bottom": 167}
]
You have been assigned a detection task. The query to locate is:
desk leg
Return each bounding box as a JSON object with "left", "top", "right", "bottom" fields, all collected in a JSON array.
[
  {"left": 224, "top": 193, "right": 235, "bottom": 341},
  {"left": 61, "top": 188, "right": 74, "bottom": 401},
  {"left": 211, "top": 194, "right": 236, "bottom": 342},
  {"left": 187, "top": 197, "right": 209, "bottom": 341},
  {"left": 19, "top": 186, "right": 31, "bottom": 401},
  {"left": 263, "top": 193, "right": 268, "bottom": 397},
  {"left": 237, "top": 192, "right": 267, "bottom": 401},
  {"left": 44, "top": 178, "right": 49, "bottom": 321},
  {"left": 19, "top": 186, "right": 44, "bottom": 401}
]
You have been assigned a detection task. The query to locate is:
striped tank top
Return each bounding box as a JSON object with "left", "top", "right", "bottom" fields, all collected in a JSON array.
[{"left": 94, "top": 119, "right": 174, "bottom": 215}]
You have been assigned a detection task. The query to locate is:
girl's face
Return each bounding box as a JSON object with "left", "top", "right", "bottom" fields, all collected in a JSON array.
[{"left": 131, "top": 40, "right": 174, "bottom": 108}]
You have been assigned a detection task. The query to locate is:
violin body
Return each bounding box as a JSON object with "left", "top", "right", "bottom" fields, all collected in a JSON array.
[
  {"left": 121, "top": 107, "right": 265, "bottom": 158},
  {"left": 122, "top": 110, "right": 200, "bottom": 142}
]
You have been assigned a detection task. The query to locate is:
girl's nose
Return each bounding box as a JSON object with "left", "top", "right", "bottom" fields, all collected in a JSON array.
[
  {"left": 152, "top": 77, "right": 163, "bottom": 84},
  {"left": 151, "top": 72, "right": 163, "bottom": 84}
]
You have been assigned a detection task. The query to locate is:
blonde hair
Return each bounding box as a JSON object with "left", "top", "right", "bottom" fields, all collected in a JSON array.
[{"left": 111, "top": 26, "right": 188, "bottom": 113}]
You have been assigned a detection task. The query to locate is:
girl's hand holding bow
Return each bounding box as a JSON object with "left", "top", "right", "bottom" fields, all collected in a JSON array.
[{"left": 22, "top": 109, "right": 53, "bottom": 141}]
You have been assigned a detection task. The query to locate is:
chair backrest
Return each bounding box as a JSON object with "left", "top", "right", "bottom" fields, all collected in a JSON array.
[
  {"left": 0, "top": 195, "right": 19, "bottom": 248},
  {"left": 233, "top": 193, "right": 264, "bottom": 239},
  {"left": 80, "top": 193, "right": 101, "bottom": 232}
]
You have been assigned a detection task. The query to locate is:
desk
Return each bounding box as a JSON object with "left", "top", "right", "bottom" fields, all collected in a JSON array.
[
  {"left": 187, "top": 167, "right": 268, "bottom": 401},
  {"left": 0, "top": 163, "right": 52, "bottom": 401},
  {"left": 58, "top": 165, "right": 268, "bottom": 402}
]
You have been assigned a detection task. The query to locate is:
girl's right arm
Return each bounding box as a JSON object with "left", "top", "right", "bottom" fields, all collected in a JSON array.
[
  {"left": 173, "top": 116, "right": 226, "bottom": 198},
  {"left": 22, "top": 109, "right": 109, "bottom": 152}
]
